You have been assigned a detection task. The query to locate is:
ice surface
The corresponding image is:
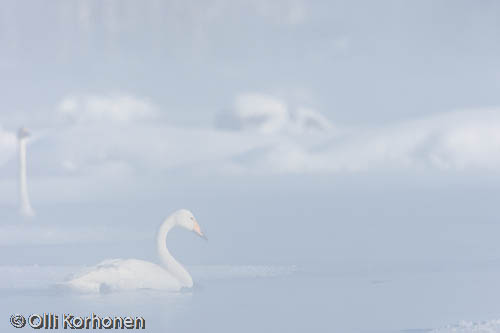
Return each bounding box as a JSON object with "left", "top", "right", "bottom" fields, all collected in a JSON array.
[
  {"left": 2, "top": 179, "right": 500, "bottom": 332},
  {"left": 3, "top": 261, "right": 500, "bottom": 332}
]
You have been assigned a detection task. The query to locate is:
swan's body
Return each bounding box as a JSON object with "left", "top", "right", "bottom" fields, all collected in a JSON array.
[
  {"left": 66, "top": 209, "right": 206, "bottom": 293},
  {"left": 67, "top": 259, "right": 184, "bottom": 293}
]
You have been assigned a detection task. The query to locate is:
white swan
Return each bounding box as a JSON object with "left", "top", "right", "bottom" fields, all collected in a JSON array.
[{"left": 66, "top": 209, "right": 206, "bottom": 293}]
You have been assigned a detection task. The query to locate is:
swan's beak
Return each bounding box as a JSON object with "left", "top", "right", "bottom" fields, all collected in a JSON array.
[{"left": 193, "top": 221, "right": 207, "bottom": 240}]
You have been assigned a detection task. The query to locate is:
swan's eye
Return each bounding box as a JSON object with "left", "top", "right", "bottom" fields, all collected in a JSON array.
[{"left": 190, "top": 217, "right": 194, "bottom": 220}]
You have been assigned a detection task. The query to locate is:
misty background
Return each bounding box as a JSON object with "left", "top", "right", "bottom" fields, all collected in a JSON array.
[{"left": 1, "top": 1, "right": 500, "bottom": 332}]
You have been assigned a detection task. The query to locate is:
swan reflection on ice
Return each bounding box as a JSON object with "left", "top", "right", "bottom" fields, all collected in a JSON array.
[{"left": 66, "top": 209, "right": 206, "bottom": 293}]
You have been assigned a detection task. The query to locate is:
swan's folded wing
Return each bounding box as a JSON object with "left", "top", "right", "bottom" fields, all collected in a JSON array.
[{"left": 65, "top": 259, "right": 182, "bottom": 293}]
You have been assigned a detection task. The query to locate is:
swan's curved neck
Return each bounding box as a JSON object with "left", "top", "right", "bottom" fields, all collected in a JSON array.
[{"left": 156, "top": 217, "right": 193, "bottom": 288}]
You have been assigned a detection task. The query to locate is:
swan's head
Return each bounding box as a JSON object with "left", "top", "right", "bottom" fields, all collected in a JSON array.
[
  {"left": 18, "top": 127, "right": 30, "bottom": 140},
  {"left": 174, "top": 209, "right": 207, "bottom": 240}
]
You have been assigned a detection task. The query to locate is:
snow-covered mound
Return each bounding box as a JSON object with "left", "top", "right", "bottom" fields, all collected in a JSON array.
[
  {"left": 433, "top": 319, "right": 500, "bottom": 332},
  {"left": 215, "top": 93, "right": 332, "bottom": 134}
]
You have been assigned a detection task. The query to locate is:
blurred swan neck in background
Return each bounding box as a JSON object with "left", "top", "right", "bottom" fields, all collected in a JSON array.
[
  {"left": 18, "top": 134, "right": 34, "bottom": 218},
  {"left": 156, "top": 216, "right": 193, "bottom": 288}
]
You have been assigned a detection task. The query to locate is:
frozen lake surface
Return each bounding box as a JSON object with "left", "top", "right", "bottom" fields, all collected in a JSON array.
[
  {"left": 2, "top": 262, "right": 500, "bottom": 332},
  {"left": 2, "top": 182, "right": 500, "bottom": 332}
]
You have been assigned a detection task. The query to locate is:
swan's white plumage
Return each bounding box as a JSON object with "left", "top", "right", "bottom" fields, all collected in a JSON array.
[
  {"left": 65, "top": 209, "right": 205, "bottom": 293},
  {"left": 66, "top": 259, "right": 183, "bottom": 293}
]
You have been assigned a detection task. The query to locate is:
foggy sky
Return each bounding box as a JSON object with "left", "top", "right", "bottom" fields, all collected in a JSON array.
[{"left": 1, "top": 0, "right": 500, "bottom": 205}]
